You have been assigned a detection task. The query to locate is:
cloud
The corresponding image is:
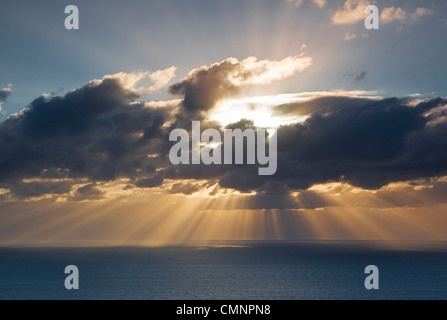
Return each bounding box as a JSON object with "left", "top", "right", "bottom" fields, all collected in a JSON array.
[
  {"left": 332, "top": 0, "right": 369, "bottom": 25},
  {"left": 344, "top": 32, "right": 357, "bottom": 41},
  {"left": 354, "top": 70, "right": 367, "bottom": 82},
  {"left": 339, "top": 71, "right": 368, "bottom": 82},
  {"left": 0, "top": 73, "right": 173, "bottom": 197},
  {"left": 288, "top": 0, "right": 326, "bottom": 8},
  {"left": 103, "top": 67, "right": 177, "bottom": 95},
  {"left": 69, "top": 183, "right": 105, "bottom": 201},
  {"left": 168, "top": 182, "right": 202, "bottom": 195},
  {"left": 411, "top": 8, "right": 432, "bottom": 21},
  {"left": 274, "top": 95, "right": 376, "bottom": 116},
  {"left": 161, "top": 95, "right": 447, "bottom": 197},
  {"left": 333, "top": 2, "right": 414, "bottom": 25},
  {"left": 288, "top": 0, "right": 304, "bottom": 7},
  {"left": 4, "top": 180, "right": 73, "bottom": 200},
  {"left": 334, "top": 4, "right": 431, "bottom": 26},
  {"left": 216, "top": 96, "right": 447, "bottom": 192},
  {"left": 302, "top": 178, "right": 447, "bottom": 209},
  {"left": 381, "top": 7, "right": 406, "bottom": 23},
  {"left": 272, "top": 97, "right": 447, "bottom": 190},
  {"left": 135, "top": 173, "right": 165, "bottom": 188},
  {"left": 0, "top": 87, "right": 11, "bottom": 112},
  {"left": 146, "top": 67, "right": 178, "bottom": 93},
  {"left": 2, "top": 58, "right": 447, "bottom": 200},
  {"left": 169, "top": 55, "right": 312, "bottom": 114},
  {"left": 0, "top": 88, "right": 11, "bottom": 103},
  {"left": 312, "top": 0, "right": 326, "bottom": 8}
]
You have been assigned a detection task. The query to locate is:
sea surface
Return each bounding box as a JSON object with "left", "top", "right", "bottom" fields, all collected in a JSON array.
[{"left": 1, "top": 242, "right": 447, "bottom": 300}]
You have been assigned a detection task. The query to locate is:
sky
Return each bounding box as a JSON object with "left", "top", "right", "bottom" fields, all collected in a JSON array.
[{"left": 1, "top": 0, "right": 447, "bottom": 246}]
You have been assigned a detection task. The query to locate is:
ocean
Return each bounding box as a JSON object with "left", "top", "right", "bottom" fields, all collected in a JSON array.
[{"left": 1, "top": 242, "right": 446, "bottom": 300}]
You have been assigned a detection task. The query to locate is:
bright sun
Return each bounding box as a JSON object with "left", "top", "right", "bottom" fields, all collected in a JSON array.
[{"left": 210, "top": 95, "right": 308, "bottom": 128}]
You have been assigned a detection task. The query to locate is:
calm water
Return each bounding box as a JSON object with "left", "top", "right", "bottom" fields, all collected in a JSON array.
[{"left": 1, "top": 242, "right": 446, "bottom": 300}]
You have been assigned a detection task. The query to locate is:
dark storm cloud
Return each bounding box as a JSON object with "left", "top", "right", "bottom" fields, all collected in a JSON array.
[
  {"left": 1, "top": 69, "right": 447, "bottom": 200},
  {"left": 272, "top": 97, "right": 447, "bottom": 190},
  {"left": 163, "top": 96, "right": 447, "bottom": 193},
  {"left": 169, "top": 59, "right": 240, "bottom": 115},
  {"left": 0, "top": 77, "right": 172, "bottom": 196}
]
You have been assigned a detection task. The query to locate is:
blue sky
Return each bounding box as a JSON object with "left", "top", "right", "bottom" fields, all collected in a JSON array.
[{"left": 1, "top": 0, "right": 446, "bottom": 118}]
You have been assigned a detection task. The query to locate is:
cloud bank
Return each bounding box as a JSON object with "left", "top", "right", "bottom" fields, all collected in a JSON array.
[
  {"left": 1, "top": 56, "right": 447, "bottom": 201},
  {"left": 0, "top": 74, "right": 173, "bottom": 197}
]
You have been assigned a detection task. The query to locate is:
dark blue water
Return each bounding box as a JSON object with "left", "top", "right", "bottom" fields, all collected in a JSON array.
[{"left": 1, "top": 242, "right": 446, "bottom": 300}]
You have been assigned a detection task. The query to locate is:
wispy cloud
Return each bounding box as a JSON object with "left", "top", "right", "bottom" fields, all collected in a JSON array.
[
  {"left": 287, "top": 0, "right": 326, "bottom": 8},
  {"left": 411, "top": 7, "right": 432, "bottom": 21},
  {"left": 332, "top": 2, "right": 432, "bottom": 26},
  {"left": 102, "top": 67, "right": 177, "bottom": 95},
  {"left": 354, "top": 70, "right": 367, "bottom": 82},
  {"left": 380, "top": 6, "right": 432, "bottom": 24},
  {"left": 331, "top": 0, "right": 369, "bottom": 25},
  {"left": 381, "top": 6, "right": 406, "bottom": 23},
  {"left": 344, "top": 32, "right": 357, "bottom": 41}
]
